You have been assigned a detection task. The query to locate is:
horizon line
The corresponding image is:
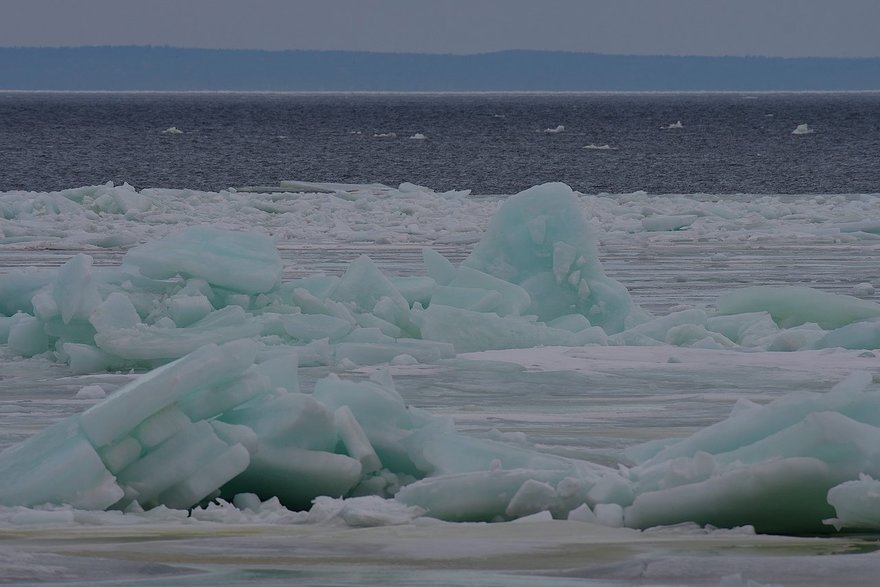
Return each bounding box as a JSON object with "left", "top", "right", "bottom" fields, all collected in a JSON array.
[{"left": 3, "top": 45, "right": 880, "bottom": 61}]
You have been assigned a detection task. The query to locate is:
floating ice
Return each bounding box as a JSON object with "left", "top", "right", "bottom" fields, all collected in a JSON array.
[
  {"left": 6, "top": 180, "right": 880, "bottom": 533},
  {"left": 409, "top": 133, "right": 427, "bottom": 140},
  {"left": 373, "top": 132, "right": 397, "bottom": 138},
  {"left": 161, "top": 126, "right": 183, "bottom": 134},
  {"left": 641, "top": 214, "right": 698, "bottom": 232},
  {"left": 583, "top": 144, "right": 616, "bottom": 150},
  {"left": 76, "top": 384, "right": 107, "bottom": 399},
  {"left": 792, "top": 123, "right": 815, "bottom": 135},
  {"left": 852, "top": 282, "right": 875, "bottom": 297},
  {"left": 663, "top": 121, "right": 684, "bottom": 129},
  {"left": 4, "top": 181, "right": 880, "bottom": 369},
  {"left": 541, "top": 125, "right": 565, "bottom": 133}
]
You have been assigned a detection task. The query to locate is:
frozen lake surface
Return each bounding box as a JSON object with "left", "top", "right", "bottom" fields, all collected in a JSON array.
[{"left": 2, "top": 182, "right": 880, "bottom": 585}]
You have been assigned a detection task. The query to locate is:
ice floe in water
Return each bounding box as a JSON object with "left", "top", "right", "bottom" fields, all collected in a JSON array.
[
  {"left": 161, "top": 126, "right": 183, "bottom": 135},
  {"left": 409, "top": 132, "right": 427, "bottom": 140},
  {"left": 4, "top": 181, "right": 880, "bottom": 534},
  {"left": 583, "top": 143, "right": 616, "bottom": 150},
  {"left": 541, "top": 125, "right": 565, "bottom": 133},
  {"left": 792, "top": 123, "right": 815, "bottom": 135},
  {"left": 663, "top": 121, "right": 684, "bottom": 129}
]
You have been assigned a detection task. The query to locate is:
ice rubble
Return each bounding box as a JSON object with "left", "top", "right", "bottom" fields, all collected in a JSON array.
[
  {"left": 4, "top": 181, "right": 880, "bottom": 531},
  {"left": 4, "top": 179, "right": 880, "bottom": 253}
]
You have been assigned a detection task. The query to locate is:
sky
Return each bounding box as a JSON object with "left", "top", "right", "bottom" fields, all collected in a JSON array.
[{"left": 2, "top": 0, "right": 880, "bottom": 58}]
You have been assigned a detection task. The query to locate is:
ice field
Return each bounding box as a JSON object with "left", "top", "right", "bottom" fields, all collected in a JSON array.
[{"left": 2, "top": 181, "right": 880, "bottom": 585}]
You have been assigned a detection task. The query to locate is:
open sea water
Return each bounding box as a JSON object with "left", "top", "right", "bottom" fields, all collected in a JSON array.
[
  {"left": 3, "top": 93, "right": 880, "bottom": 585},
  {"left": 1, "top": 91, "right": 879, "bottom": 194}
]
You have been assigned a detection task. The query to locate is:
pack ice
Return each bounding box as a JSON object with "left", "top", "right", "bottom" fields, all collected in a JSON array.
[{"left": 2, "top": 182, "right": 880, "bottom": 531}]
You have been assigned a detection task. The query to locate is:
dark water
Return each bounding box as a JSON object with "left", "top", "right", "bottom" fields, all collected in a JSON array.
[{"left": 1, "top": 92, "right": 879, "bottom": 194}]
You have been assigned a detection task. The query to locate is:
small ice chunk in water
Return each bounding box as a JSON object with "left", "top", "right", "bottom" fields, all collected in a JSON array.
[
  {"left": 792, "top": 123, "right": 815, "bottom": 135},
  {"left": 75, "top": 384, "right": 106, "bottom": 399},
  {"left": 161, "top": 127, "right": 184, "bottom": 134},
  {"left": 852, "top": 282, "right": 875, "bottom": 297}
]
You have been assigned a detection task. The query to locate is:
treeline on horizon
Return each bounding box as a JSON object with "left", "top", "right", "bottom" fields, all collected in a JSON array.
[{"left": 1, "top": 46, "right": 880, "bottom": 91}]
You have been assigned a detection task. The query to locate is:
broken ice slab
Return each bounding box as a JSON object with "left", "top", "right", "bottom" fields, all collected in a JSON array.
[
  {"left": 717, "top": 285, "right": 880, "bottom": 330},
  {"left": 0, "top": 419, "right": 124, "bottom": 510},
  {"left": 221, "top": 446, "right": 363, "bottom": 510},
  {"left": 625, "top": 457, "right": 836, "bottom": 534},
  {"left": 93, "top": 306, "right": 263, "bottom": 361},
  {"left": 114, "top": 420, "right": 246, "bottom": 509},
  {"left": 395, "top": 468, "right": 584, "bottom": 523},
  {"left": 79, "top": 339, "right": 259, "bottom": 447},
  {"left": 123, "top": 225, "right": 282, "bottom": 295},
  {"left": 620, "top": 372, "right": 880, "bottom": 533},
  {"left": 414, "top": 304, "right": 603, "bottom": 353},
  {"left": 826, "top": 474, "right": 880, "bottom": 530},
  {"left": 335, "top": 406, "right": 383, "bottom": 474}
]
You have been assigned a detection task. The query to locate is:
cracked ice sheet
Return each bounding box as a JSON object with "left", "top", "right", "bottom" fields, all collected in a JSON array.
[
  {"left": 459, "top": 345, "right": 880, "bottom": 380},
  {"left": 350, "top": 346, "right": 880, "bottom": 466},
  {"left": 1, "top": 520, "right": 878, "bottom": 586}
]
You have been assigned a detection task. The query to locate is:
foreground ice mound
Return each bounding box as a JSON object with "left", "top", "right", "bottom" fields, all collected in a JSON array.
[
  {"left": 0, "top": 340, "right": 609, "bottom": 519},
  {"left": 622, "top": 372, "right": 880, "bottom": 533},
  {"left": 4, "top": 337, "right": 880, "bottom": 533}
]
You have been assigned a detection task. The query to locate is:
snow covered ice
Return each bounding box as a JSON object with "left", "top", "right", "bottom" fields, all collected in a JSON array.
[{"left": 3, "top": 180, "right": 880, "bottom": 584}]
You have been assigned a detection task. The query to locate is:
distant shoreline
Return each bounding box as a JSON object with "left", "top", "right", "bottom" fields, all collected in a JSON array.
[
  {"left": 2, "top": 47, "right": 879, "bottom": 91},
  {"left": 3, "top": 90, "right": 880, "bottom": 96}
]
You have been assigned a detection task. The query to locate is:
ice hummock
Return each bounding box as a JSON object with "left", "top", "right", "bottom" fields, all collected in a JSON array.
[{"left": 4, "top": 181, "right": 880, "bottom": 532}]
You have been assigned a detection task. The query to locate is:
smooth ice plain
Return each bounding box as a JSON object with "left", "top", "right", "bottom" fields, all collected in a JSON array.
[{"left": 2, "top": 181, "right": 880, "bottom": 585}]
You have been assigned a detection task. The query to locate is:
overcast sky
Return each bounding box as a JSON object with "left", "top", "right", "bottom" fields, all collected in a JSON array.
[{"left": 3, "top": 0, "right": 879, "bottom": 58}]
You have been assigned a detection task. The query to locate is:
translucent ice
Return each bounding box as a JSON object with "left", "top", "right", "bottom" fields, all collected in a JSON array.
[
  {"left": 717, "top": 286, "right": 880, "bottom": 330},
  {"left": 463, "top": 183, "right": 635, "bottom": 332},
  {"left": 123, "top": 226, "right": 282, "bottom": 295}
]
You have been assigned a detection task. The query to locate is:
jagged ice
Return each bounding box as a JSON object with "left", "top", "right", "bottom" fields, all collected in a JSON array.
[{"left": 2, "top": 182, "right": 880, "bottom": 534}]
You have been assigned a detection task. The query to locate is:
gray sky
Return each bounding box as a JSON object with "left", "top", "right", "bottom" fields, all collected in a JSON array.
[{"left": 3, "top": 0, "right": 879, "bottom": 58}]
